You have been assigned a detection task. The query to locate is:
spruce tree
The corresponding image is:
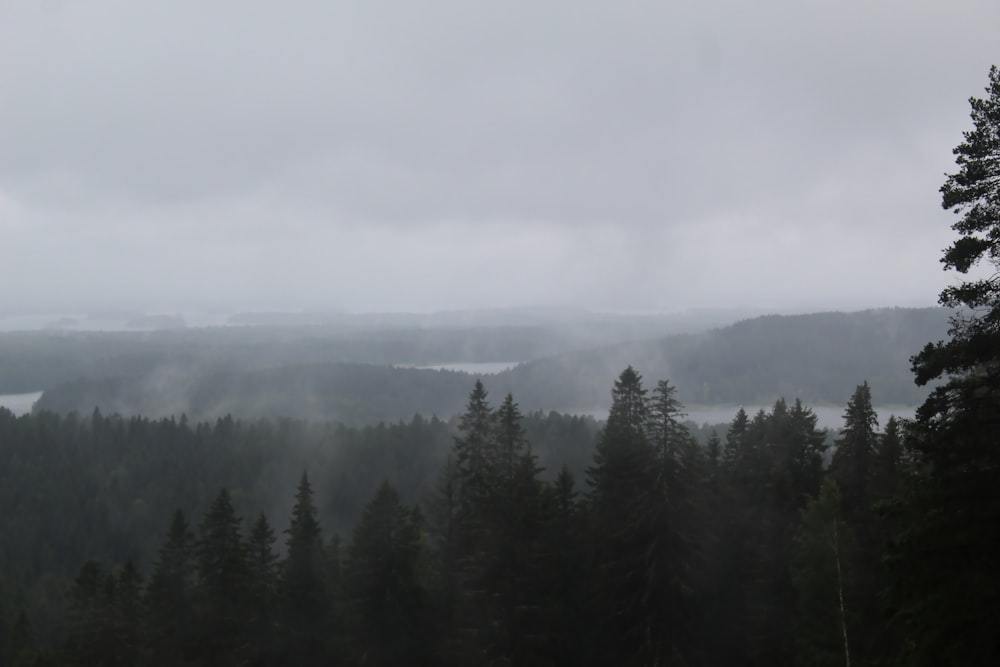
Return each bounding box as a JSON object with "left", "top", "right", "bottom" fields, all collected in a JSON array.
[
  {"left": 245, "top": 512, "right": 280, "bottom": 663},
  {"left": 453, "top": 379, "right": 495, "bottom": 520},
  {"left": 791, "top": 479, "right": 856, "bottom": 667},
  {"left": 66, "top": 561, "right": 118, "bottom": 666},
  {"left": 345, "top": 481, "right": 430, "bottom": 666},
  {"left": 445, "top": 381, "right": 497, "bottom": 662},
  {"left": 145, "top": 509, "right": 195, "bottom": 664},
  {"left": 587, "top": 366, "right": 674, "bottom": 666},
  {"left": 486, "top": 393, "right": 544, "bottom": 665},
  {"left": 115, "top": 560, "right": 142, "bottom": 666},
  {"left": 831, "top": 382, "right": 879, "bottom": 518},
  {"left": 280, "top": 472, "right": 329, "bottom": 664},
  {"left": 193, "top": 488, "right": 249, "bottom": 663},
  {"left": 722, "top": 407, "right": 749, "bottom": 477},
  {"left": 871, "top": 415, "right": 903, "bottom": 502}
]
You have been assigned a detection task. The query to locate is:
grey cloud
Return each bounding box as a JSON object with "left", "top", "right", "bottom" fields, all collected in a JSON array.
[{"left": 1, "top": 0, "right": 998, "bottom": 314}]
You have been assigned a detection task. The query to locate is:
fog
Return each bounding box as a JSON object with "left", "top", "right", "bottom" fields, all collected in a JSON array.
[{"left": 2, "top": 1, "right": 998, "bottom": 316}]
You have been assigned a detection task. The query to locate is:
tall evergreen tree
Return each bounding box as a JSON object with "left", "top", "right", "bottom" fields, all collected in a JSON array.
[
  {"left": 483, "top": 393, "right": 544, "bottom": 665},
  {"left": 722, "top": 407, "right": 750, "bottom": 480},
  {"left": 645, "top": 379, "right": 701, "bottom": 661},
  {"left": 193, "top": 488, "right": 249, "bottom": 664},
  {"left": 442, "top": 381, "right": 498, "bottom": 662},
  {"left": 280, "top": 472, "right": 329, "bottom": 664},
  {"left": 588, "top": 367, "right": 681, "bottom": 666},
  {"left": 453, "top": 379, "right": 495, "bottom": 519},
  {"left": 428, "top": 451, "right": 461, "bottom": 648},
  {"left": 831, "top": 382, "right": 879, "bottom": 518},
  {"left": 892, "top": 64, "right": 1000, "bottom": 665},
  {"left": 345, "top": 481, "right": 431, "bottom": 666},
  {"left": 115, "top": 560, "right": 142, "bottom": 666},
  {"left": 792, "top": 479, "right": 856, "bottom": 667},
  {"left": 66, "top": 561, "right": 119, "bottom": 666},
  {"left": 538, "top": 466, "right": 588, "bottom": 666},
  {"left": 245, "top": 512, "right": 280, "bottom": 663},
  {"left": 145, "top": 509, "right": 195, "bottom": 664},
  {"left": 871, "top": 415, "right": 904, "bottom": 502}
]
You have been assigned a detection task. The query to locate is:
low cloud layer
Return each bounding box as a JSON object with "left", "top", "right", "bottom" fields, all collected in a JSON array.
[{"left": 2, "top": 0, "right": 997, "bottom": 314}]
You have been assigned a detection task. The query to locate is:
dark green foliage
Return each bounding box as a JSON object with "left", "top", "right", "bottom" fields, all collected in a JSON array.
[
  {"left": 791, "top": 479, "right": 856, "bottom": 667},
  {"left": 20, "top": 308, "right": 949, "bottom": 424},
  {"left": 831, "top": 382, "right": 879, "bottom": 518},
  {"left": 244, "top": 513, "right": 280, "bottom": 662},
  {"left": 345, "top": 481, "right": 431, "bottom": 666},
  {"left": 145, "top": 510, "right": 195, "bottom": 664},
  {"left": 65, "top": 560, "right": 133, "bottom": 666},
  {"left": 890, "top": 65, "right": 1000, "bottom": 666},
  {"left": 9, "top": 310, "right": 997, "bottom": 667},
  {"left": 437, "top": 384, "right": 548, "bottom": 664},
  {"left": 587, "top": 367, "right": 689, "bottom": 666},
  {"left": 503, "top": 308, "right": 949, "bottom": 410},
  {"left": 871, "top": 415, "right": 904, "bottom": 501},
  {"left": 536, "top": 467, "right": 588, "bottom": 666},
  {"left": 279, "top": 473, "right": 329, "bottom": 664},
  {"left": 707, "top": 399, "right": 829, "bottom": 665},
  {"left": 453, "top": 380, "right": 495, "bottom": 520},
  {"left": 193, "top": 489, "right": 249, "bottom": 663}
]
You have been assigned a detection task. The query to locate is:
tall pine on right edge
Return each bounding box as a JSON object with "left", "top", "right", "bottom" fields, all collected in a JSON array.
[{"left": 890, "top": 65, "right": 1000, "bottom": 666}]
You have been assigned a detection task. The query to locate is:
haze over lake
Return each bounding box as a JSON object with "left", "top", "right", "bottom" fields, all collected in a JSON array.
[{"left": 399, "top": 362, "right": 521, "bottom": 375}]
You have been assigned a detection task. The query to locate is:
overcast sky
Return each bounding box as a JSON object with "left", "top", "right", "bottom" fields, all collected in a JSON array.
[{"left": 1, "top": 0, "right": 997, "bottom": 316}]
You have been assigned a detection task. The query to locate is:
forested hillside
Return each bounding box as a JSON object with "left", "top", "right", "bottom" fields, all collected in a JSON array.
[
  {"left": 1, "top": 58, "right": 998, "bottom": 667},
  {"left": 0, "top": 307, "right": 756, "bottom": 395},
  {"left": 28, "top": 307, "right": 947, "bottom": 423},
  {"left": 0, "top": 368, "right": 933, "bottom": 665},
  {"left": 500, "top": 307, "right": 948, "bottom": 410}
]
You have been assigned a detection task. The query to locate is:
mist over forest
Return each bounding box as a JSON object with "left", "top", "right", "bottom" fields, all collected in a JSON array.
[
  {"left": 1, "top": 307, "right": 946, "bottom": 426},
  {"left": 3, "top": 0, "right": 1000, "bottom": 664}
]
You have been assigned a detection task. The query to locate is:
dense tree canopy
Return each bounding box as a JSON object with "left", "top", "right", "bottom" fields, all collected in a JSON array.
[
  {"left": 1, "top": 64, "right": 997, "bottom": 667},
  {"left": 894, "top": 64, "right": 1000, "bottom": 666}
]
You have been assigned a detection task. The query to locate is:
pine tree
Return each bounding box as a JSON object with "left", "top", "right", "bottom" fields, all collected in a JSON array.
[
  {"left": 705, "top": 430, "right": 722, "bottom": 491},
  {"left": 66, "top": 561, "right": 118, "bottom": 666},
  {"left": 115, "top": 560, "right": 142, "bottom": 666},
  {"left": 792, "top": 479, "right": 856, "bottom": 667},
  {"left": 485, "top": 393, "right": 544, "bottom": 665},
  {"left": 245, "top": 512, "right": 280, "bottom": 662},
  {"left": 428, "top": 451, "right": 461, "bottom": 646},
  {"left": 831, "top": 382, "right": 879, "bottom": 518},
  {"left": 145, "top": 509, "right": 195, "bottom": 664},
  {"left": 345, "top": 481, "right": 431, "bottom": 666},
  {"left": 645, "top": 379, "right": 701, "bottom": 661},
  {"left": 280, "top": 472, "right": 329, "bottom": 664},
  {"left": 891, "top": 65, "right": 1000, "bottom": 665},
  {"left": 587, "top": 366, "right": 675, "bottom": 666},
  {"left": 871, "top": 415, "right": 904, "bottom": 502},
  {"left": 246, "top": 512, "right": 279, "bottom": 604},
  {"left": 193, "top": 488, "right": 249, "bottom": 663},
  {"left": 453, "top": 379, "right": 495, "bottom": 520},
  {"left": 722, "top": 407, "right": 749, "bottom": 476},
  {"left": 724, "top": 399, "right": 828, "bottom": 664},
  {"left": 538, "top": 467, "right": 589, "bottom": 666},
  {"left": 444, "top": 381, "right": 497, "bottom": 662}
]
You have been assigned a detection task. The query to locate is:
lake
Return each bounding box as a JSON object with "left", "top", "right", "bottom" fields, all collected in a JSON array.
[{"left": 0, "top": 391, "right": 43, "bottom": 415}]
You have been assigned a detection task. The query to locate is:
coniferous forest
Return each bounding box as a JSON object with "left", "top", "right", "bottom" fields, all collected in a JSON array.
[{"left": 2, "top": 67, "right": 1000, "bottom": 666}]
